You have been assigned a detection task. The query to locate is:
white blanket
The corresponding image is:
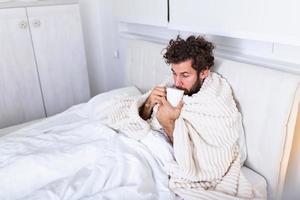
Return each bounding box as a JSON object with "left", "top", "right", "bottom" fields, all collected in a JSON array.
[{"left": 0, "top": 88, "right": 178, "bottom": 200}]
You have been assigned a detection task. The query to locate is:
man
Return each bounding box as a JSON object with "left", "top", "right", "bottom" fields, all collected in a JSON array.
[
  {"left": 139, "top": 35, "right": 214, "bottom": 143},
  {"left": 135, "top": 35, "right": 257, "bottom": 199}
]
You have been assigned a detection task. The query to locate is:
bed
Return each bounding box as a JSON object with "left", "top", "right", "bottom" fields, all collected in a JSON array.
[
  {"left": 0, "top": 85, "right": 266, "bottom": 200},
  {"left": 0, "top": 39, "right": 299, "bottom": 200}
]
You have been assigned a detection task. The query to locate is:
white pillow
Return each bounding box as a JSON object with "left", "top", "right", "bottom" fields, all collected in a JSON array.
[
  {"left": 76, "top": 86, "right": 142, "bottom": 119},
  {"left": 94, "top": 86, "right": 142, "bottom": 100},
  {"left": 101, "top": 86, "right": 142, "bottom": 97}
]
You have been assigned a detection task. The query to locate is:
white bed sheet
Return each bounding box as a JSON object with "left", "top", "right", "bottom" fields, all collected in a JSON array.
[{"left": 0, "top": 86, "right": 266, "bottom": 200}]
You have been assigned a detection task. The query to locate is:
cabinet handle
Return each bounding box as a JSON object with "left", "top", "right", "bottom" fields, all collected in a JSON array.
[
  {"left": 32, "top": 19, "right": 41, "bottom": 28},
  {"left": 18, "top": 20, "right": 28, "bottom": 29}
]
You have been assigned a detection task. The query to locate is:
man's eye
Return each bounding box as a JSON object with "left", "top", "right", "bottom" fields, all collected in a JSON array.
[{"left": 182, "top": 75, "right": 189, "bottom": 78}]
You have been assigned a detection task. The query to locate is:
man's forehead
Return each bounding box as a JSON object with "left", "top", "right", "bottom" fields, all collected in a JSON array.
[
  {"left": 171, "top": 60, "right": 193, "bottom": 73},
  {"left": 171, "top": 68, "right": 190, "bottom": 74}
]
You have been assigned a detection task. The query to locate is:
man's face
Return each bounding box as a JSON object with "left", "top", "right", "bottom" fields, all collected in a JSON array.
[{"left": 171, "top": 59, "right": 208, "bottom": 96}]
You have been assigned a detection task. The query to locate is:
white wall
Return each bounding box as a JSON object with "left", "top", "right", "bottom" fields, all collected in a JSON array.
[{"left": 79, "top": 0, "right": 123, "bottom": 96}]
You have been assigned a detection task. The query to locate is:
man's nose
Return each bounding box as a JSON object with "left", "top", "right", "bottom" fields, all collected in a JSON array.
[{"left": 174, "top": 76, "right": 182, "bottom": 87}]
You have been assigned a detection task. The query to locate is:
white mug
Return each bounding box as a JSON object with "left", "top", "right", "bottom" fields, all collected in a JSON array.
[{"left": 166, "top": 87, "right": 184, "bottom": 107}]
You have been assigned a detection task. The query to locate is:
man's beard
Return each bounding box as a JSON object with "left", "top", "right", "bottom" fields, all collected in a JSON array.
[{"left": 176, "top": 76, "right": 202, "bottom": 96}]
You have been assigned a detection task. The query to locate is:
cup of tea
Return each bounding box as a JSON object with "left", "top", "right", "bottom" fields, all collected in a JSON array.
[{"left": 166, "top": 87, "right": 184, "bottom": 107}]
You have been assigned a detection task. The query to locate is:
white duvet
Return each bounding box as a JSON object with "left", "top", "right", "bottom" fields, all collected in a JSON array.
[{"left": 0, "top": 87, "right": 178, "bottom": 200}]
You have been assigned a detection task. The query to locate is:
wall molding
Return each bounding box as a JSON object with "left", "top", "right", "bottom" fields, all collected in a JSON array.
[
  {"left": 119, "top": 22, "right": 300, "bottom": 75},
  {"left": 215, "top": 48, "right": 300, "bottom": 75}
]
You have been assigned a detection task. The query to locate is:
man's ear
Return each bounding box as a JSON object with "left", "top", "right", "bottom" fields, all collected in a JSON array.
[{"left": 199, "top": 68, "right": 209, "bottom": 80}]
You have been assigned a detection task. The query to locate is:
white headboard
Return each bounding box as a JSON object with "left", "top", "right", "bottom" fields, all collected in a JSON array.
[
  {"left": 213, "top": 59, "right": 300, "bottom": 200},
  {"left": 124, "top": 38, "right": 300, "bottom": 200},
  {"left": 124, "top": 39, "right": 171, "bottom": 92}
]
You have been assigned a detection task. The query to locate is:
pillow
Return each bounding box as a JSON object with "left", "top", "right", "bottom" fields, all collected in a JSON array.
[
  {"left": 76, "top": 86, "right": 142, "bottom": 119},
  {"left": 102, "top": 86, "right": 142, "bottom": 97},
  {"left": 87, "top": 86, "right": 142, "bottom": 108}
]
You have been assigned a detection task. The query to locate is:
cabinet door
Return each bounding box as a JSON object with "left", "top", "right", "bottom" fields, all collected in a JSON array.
[
  {"left": 0, "top": 8, "right": 45, "bottom": 128},
  {"left": 169, "top": 0, "right": 300, "bottom": 46},
  {"left": 114, "top": 0, "right": 168, "bottom": 26},
  {"left": 27, "top": 4, "right": 90, "bottom": 116}
]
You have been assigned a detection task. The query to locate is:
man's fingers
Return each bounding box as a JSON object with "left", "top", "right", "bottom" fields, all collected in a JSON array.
[
  {"left": 155, "top": 86, "right": 166, "bottom": 91},
  {"left": 153, "top": 87, "right": 166, "bottom": 95},
  {"left": 153, "top": 96, "right": 164, "bottom": 105},
  {"left": 152, "top": 88, "right": 166, "bottom": 97}
]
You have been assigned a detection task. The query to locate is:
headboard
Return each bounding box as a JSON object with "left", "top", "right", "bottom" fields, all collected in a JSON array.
[
  {"left": 124, "top": 39, "right": 171, "bottom": 92},
  {"left": 124, "top": 38, "right": 300, "bottom": 200}
]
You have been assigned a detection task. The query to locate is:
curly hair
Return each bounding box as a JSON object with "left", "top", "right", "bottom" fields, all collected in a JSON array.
[{"left": 163, "top": 35, "right": 215, "bottom": 73}]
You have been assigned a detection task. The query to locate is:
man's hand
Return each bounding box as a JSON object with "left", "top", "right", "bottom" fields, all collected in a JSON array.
[
  {"left": 156, "top": 98, "right": 184, "bottom": 143},
  {"left": 146, "top": 86, "right": 166, "bottom": 109},
  {"left": 139, "top": 86, "right": 166, "bottom": 120}
]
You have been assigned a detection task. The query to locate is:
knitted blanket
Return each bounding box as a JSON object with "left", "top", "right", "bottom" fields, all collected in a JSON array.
[
  {"left": 164, "top": 72, "right": 255, "bottom": 199},
  {"left": 102, "top": 72, "right": 258, "bottom": 199}
]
